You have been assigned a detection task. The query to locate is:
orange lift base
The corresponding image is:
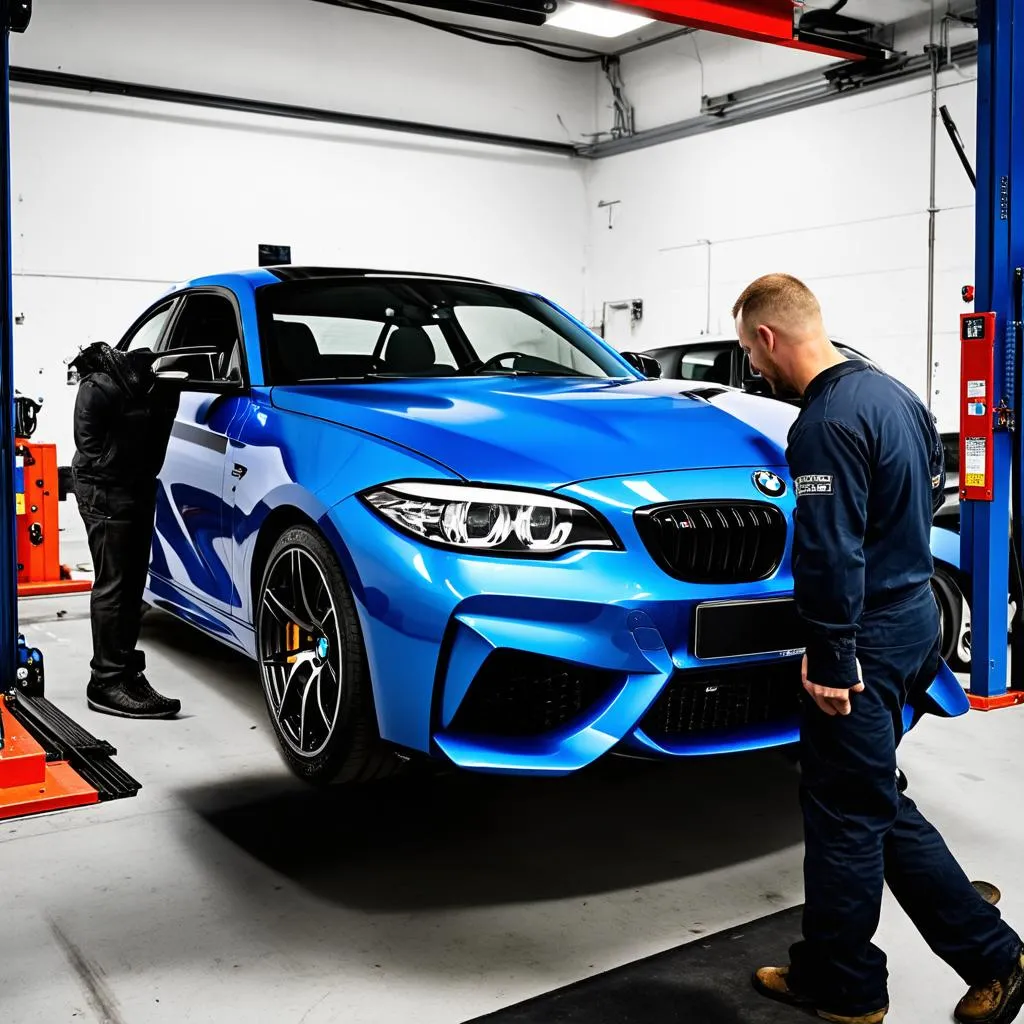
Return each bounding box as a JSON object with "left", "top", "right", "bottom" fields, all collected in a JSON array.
[
  {"left": 17, "top": 578, "right": 92, "bottom": 598},
  {"left": 968, "top": 691, "right": 1024, "bottom": 712},
  {"left": 15, "top": 440, "right": 92, "bottom": 600},
  {"left": 0, "top": 700, "right": 98, "bottom": 820}
]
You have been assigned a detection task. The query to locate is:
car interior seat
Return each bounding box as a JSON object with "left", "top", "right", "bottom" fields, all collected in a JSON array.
[
  {"left": 383, "top": 326, "right": 454, "bottom": 376},
  {"left": 273, "top": 321, "right": 323, "bottom": 382}
]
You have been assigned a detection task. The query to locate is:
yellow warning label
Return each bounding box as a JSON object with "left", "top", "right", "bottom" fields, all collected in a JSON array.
[
  {"left": 965, "top": 473, "right": 986, "bottom": 488},
  {"left": 15, "top": 495, "right": 25, "bottom": 515}
]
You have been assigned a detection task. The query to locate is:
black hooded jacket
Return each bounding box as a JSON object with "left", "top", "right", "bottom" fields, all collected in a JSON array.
[{"left": 70, "top": 343, "right": 180, "bottom": 494}]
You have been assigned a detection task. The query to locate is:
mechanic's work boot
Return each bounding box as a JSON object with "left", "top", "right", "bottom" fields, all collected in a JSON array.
[
  {"left": 973, "top": 880, "right": 1003, "bottom": 906},
  {"left": 87, "top": 676, "right": 180, "bottom": 719},
  {"left": 753, "top": 967, "right": 887, "bottom": 1022},
  {"left": 753, "top": 966, "right": 814, "bottom": 1009},
  {"left": 955, "top": 948, "right": 1024, "bottom": 1024}
]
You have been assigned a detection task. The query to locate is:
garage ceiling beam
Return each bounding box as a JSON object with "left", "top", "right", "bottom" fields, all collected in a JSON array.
[
  {"left": 10, "top": 66, "right": 579, "bottom": 157},
  {"left": 13, "top": 37, "right": 979, "bottom": 163}
]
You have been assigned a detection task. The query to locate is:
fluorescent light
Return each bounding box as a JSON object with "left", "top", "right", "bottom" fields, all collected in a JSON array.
[{"left": 547, "top": 2, "right": 654, "bottom": 38}]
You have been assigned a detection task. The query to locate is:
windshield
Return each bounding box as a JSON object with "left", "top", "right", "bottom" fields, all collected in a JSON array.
[{"left": 257, "top": 278, "right": 631, "bottom": 383}]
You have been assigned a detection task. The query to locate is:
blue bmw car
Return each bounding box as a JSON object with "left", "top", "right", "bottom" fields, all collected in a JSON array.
[{"left": 113, "top": 267, "right": 968, "bottom": 784}]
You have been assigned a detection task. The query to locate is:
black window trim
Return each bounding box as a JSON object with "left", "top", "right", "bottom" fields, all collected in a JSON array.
[{"left": 158, "top": 286, "right": 252, "bottom": 391}]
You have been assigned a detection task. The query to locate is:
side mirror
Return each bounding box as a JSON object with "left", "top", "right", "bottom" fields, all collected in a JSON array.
[
  {"left": 622, "top": 351, "right": 662, "bottom": 379},
  {"left": 152, "top": 347, "right": 221, "bottom": 384},
  {"left": 151, "top": 348, "right": 246, "bottom": 394}
]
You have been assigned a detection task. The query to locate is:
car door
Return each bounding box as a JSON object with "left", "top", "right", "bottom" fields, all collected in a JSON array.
[{"left": 149, "top": 290, "right": 250, "bottom": 613}]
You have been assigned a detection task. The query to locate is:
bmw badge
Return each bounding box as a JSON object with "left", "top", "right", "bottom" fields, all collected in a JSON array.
[{"left": 753, "top": 470, "right": 786, "bottom": 498}]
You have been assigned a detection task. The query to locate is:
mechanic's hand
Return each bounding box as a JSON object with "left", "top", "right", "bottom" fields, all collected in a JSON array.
[{"left": 802, "top": 655, "right": 865, "bottom": 716}]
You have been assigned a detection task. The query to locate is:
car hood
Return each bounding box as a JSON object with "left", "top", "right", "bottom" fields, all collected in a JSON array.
[{"left": 270, "top": 377, "right": 798, "bottom": 489}]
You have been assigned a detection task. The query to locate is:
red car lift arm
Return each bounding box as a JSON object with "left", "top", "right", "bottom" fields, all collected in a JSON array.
[{"left": 612, "top": 0, "right": 866, "bottom": 60}]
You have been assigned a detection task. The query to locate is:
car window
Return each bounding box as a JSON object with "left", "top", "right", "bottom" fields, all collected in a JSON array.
[
  {"left": 678, "top": 343, "right": 734, "bottom": 385},
  {"left": 453, "top": 306, "right": 606, "bottom": 376},
  {"left": 277, "top": 316, "right": 375, "bottom": 354},
  {"left": 160, "top": 293, "right": 243, "bottom": 384},
  {"left": 258, "top": 278, "right": 631, "bottom": 383},
  {"left": 277, "top": 315, "right": 454, "bottom": 365},
  {"left": 122, "top": 302, "right": 173, "bottom": 353}
]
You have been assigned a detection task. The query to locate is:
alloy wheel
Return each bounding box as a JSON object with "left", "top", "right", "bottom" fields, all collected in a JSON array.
[{"left": 258, "top": 547, "right": 343, "bottom": 758}]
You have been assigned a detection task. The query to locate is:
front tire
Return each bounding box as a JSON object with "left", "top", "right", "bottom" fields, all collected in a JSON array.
[{"left": 256, "top": 525, "right": 395, "bottom": 785}]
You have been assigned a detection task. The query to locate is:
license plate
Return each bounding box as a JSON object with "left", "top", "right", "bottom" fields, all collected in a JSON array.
[{"left": 693, "top": 598, "right": 806, "bottom": 660}]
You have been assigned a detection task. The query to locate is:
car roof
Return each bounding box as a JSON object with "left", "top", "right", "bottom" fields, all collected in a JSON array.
[{"left": 171, "top": 266, "right": 496, "bottom": 292}]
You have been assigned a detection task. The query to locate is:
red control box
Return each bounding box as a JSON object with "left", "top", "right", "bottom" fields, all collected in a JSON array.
[{"left": 959, "top": 312, "right": 997, "bottom": 502}]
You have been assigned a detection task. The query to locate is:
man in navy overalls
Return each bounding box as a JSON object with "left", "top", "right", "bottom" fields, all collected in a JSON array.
[{"left": 733, "top": 274, "right": 1024, "bottom": 1024}]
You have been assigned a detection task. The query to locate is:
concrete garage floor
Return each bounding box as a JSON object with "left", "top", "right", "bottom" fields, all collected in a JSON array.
[{"left": 1, "top": 593, "right": 1022, "bottom": 1024}]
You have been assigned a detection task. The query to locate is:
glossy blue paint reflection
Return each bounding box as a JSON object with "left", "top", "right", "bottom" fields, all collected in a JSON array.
[{"left": 141, "top": 270, "right": 965, "bottom": 776}]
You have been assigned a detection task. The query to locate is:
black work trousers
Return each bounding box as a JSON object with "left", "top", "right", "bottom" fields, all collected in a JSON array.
[
  {"left": 74, "top": 476, "right": 157, "bottom": 688},
  {"left": 788, "top": 584, "right": 1021, "bottom": 1017}
]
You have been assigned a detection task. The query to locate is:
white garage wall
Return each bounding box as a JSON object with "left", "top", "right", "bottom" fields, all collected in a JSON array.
[
  {"left": 8, "top": 0, "right": 981, "bottom": 559},
  {"left": 10, "top": 0, "right": 597, "bottom": 143},
  {"left": 9, "top": 87, "right": 589, "bottom": 546},
  {"left": 8, "top": 0, "right": 596, "bottom": 502},
  {"left": 584, "top": 69, "right": 979, "bottom": 433},
  {"left": 599, "top": 30, "right": 834, "bottom": 135}
]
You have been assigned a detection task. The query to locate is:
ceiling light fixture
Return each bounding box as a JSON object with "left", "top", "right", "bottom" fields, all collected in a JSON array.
[{"left": 547, "top": 2, "right": 654, "bottom": 38}]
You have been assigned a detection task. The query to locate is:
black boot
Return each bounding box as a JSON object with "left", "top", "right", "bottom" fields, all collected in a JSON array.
[{"left": 87, "top": 674, "right": 181, "bottom": 719}]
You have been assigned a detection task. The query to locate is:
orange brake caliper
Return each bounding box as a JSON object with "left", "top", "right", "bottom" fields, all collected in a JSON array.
[{"left": 286, "top": 622, "right": 300, "bottom": 664}]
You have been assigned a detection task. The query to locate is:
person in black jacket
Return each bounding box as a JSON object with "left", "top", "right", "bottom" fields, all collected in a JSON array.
[
  {"left": 734, "top": 275, "right": 1024, "bottom": 1024},
  {"left": 69, "top": 342, "right": 182, "bottom": 719}
]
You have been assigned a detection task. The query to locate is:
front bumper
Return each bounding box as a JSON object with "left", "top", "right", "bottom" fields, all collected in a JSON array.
[{"left": 331, "top": 465, "right": 807, "bottom": 775}]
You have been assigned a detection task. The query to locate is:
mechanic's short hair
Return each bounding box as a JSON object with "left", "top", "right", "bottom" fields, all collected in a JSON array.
[{"left": 732, "top": 273, "right": 822, "bottom": 336}]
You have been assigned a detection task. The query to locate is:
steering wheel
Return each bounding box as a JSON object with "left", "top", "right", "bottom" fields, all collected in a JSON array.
[{"left": 478, "top": 351, "right": 525, "bottom": 372}]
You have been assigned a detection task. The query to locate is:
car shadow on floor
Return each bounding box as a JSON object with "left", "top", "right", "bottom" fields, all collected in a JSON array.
[
  {"left": 143, "top": 607, "right": 805, "bottom": 913},
  {"left": 178, "top": 746, "right": 804, "bottom": 913}
]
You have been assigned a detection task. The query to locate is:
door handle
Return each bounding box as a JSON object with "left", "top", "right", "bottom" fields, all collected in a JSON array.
[{"left": 231, "top": 463, "right": 247, "bottom": 480}]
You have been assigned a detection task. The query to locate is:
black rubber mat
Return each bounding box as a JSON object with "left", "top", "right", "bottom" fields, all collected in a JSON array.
[{"left": 464, "top": 906, "right": 809, "bottom": 1024}]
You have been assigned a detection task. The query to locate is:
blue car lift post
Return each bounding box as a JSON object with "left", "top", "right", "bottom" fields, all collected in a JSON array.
[
  {"left": 963, "top": 0, "right": 1024, "bottom": 711},
  {"left": 0, "top": 0, "right": 140, "bottom": 818}
]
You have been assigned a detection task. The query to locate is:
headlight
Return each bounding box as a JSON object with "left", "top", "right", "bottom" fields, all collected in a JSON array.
[{"left": 360, "top": 481, "right": 619, "bottom": 556}]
